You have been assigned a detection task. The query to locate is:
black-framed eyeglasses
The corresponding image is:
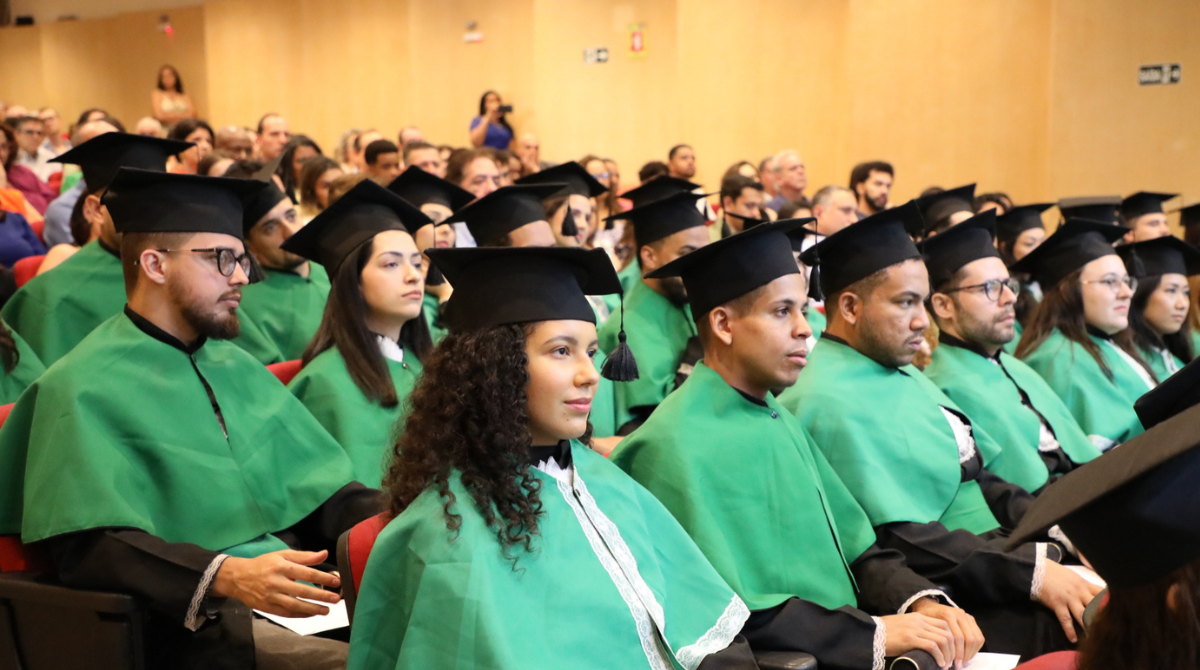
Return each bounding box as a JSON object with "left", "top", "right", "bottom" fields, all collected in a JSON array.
[
  {"left": 1081, "top": 275, "right": 1138, "bottom": 293},
  {"left": 942, "top": 278, "right": 1021, "bottom": 302},
  {"left": 156, "top": 247, "right": 252, "bottom": 277}
]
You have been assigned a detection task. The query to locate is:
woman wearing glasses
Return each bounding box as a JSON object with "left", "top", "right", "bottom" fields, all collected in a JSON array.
[
  {"left": 1115, "top": 237, "right": 1200, "bottom": 382},
  {"left": 922, "top": 213, "right": 1101, "bottom": 494},
  {"left": 1014, "top": 221, "right": 1157, "bottom": 451}
]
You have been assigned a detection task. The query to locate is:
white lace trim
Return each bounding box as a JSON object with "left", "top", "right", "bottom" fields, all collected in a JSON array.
[
  {"left": 1104, "top": 340, "right": 1156, "bottom": 390},
  {"left": 1030, "top": 543, "right": 1048, "bottom": 601},
  {"left": 375, "top": 335, "right": 405, "bottom": 363},
  {"left": 675, "top": 595, "right": 751, "bottom": 670},
  {"left": 185, "top": 553, "right": 228, "bottom": 631},
  {"left": 871, "top": 616, "right": 886, "bottom": 670},
  {"left": 939, "top": 406, "right": 977, "bottom": 464},
  {"left": 1088, "top": 434, "right": 1119, "bottom": 452},
  {"left": 897, "top": 588, "right": 959, "bottom": 614}
]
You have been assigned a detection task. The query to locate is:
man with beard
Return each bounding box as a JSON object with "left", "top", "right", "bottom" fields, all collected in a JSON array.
[
  {"left": 849, "top": 161, "right": 893, "bottom": 220},
  {"left": 778, "top": 203, "right": 1104, "bottom": 659},
  {"left": 0, "top": 169, "right": 381, "bottom": 670},
  {"left": 921, "top": 212, "right": 1101, "bottom": 494},
  {"left": 599, "top": 191, "right": 711, "bottom": 432},
  {"left": 227, "top": 180, "right": 332, "bottom": 363}
]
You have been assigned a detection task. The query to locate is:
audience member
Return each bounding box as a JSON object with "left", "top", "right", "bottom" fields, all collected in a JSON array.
[
  {"left": 150, "top": 64, "right": 196, "bottom": 126},
  {"left": 759, "top": 154, "right": 779, "bottom": 198},
  {"left": 334, "top": 128, "right": 360, "bottom": 172},
  {"left": 637, "top": 160, "right": 670, "bottom": 184},
  {"left": 514, "top": 132, "right": 548, "bottom": 175},
  {"left": 401, "top": 140, "right": 444, "bottom": 178},
  {"left": 256, "top": 113, "right": 291, "bottom": 162},
  {"left": 363, "top": 139, "right": 402, "bottom": 186},
  {"left": 849, "top": 160, "right": 894, "bottom": 218},
  {"left": 715, "top": 174, "right": 765, "bottom": 238},
  {"left": 1120, "top": 191, "right": 1176, "bottom": 244},
  {"left": 1, "top": 122, "right": 56, "bottom": 214},
  {"left": 667, "top": 143, "right": 697, "bottom": 180},
  {"left": 166, "top": 118, "right": 214, "bottom": 175},
  {"left": 298, "top": 155, "right": 343, "bottom": 223},
  {"left": 975, "top": 191, "right": 1013, "bottom": 215},
  {"left": 134, "top": 116, "right": 166, "bottom": 138},
  {"left": 36, "top": 107, "right": 70, "bottom": 156},
  {"left": 12, "top": 116, "right": 58, "bottom": 183},
  {"left": 469, "top": 90, "right": 514, "bottom": 150},
  {"left": 765, "top": 149, "right": 806, "bottom": 213},
  {"left": 214, "top": 125, "right": 254, "bottom": 160},
  {"left": 397, "top": 125, "right": 424, "bottom": 147},
  {"left": 196, "top": 152, "right": 233, "bottom": 177},
  {"left": 810, "top": 184, "right": 859, "bottom": 237},
  {"left": 277, "top": 135, "right": 323, "bottom": 201}
]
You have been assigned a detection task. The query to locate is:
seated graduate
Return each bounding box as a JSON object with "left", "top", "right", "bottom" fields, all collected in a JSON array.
[
  {"left": 446, "top": 182, "right": 563, "bottom": 248},
  {"left": 284, "top": 179, "right": 434, "bottom": 488},
  {"left": 995, "top": 203, "right": 1054, "bottom": 351},
  {"left": 347, "top": 246, "right": 759, "bottom": 670},
  {"left": 1006, "top": 360, "right": 1200, "bottom": 670},
  {"left": 2, "top": 132, "right": 192, "bottom": 365},
  {"left": 515, "top": 160, "right": 609, "bottom": 251},
  {"left": 224, "top": 177, "right": 331, "bottom": 363},
  {"left": 613, "top": 220, "right": 983, "bottom": 670},
  {"left": 614, "top": 175, "right": 704, "bottom": 291},
  {"left": 0, "top": 169, "right": 382, "bottom": 669},
  {"left": 777, "top": 202, "right": 1103, "bottom": 658},
  {"left": 914, "top": 184, "right": 976, "bottom": 240},
  {"left": 385, "top": 166, "right": 473, "bottom": 344},
  {"left": 1012, "top": 220, "right": 1155, "bottom": 450},
  {"left": 921, "top": 211, "right": 1101, "bottom": 492},
  {"left": 1115, "top": 236, "right": 1200, "bottom": 380},
  {"left": 599, "top": 191, "right": 713, "bottom": 433}
]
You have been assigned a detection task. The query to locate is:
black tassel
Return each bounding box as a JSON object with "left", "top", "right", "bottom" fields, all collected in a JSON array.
[
  {"left": 425, "top": 261, "right": 445, "bottom": 286},
  {"left": 247, "top": 253, "right": 267, "bottom": 284},
  {"left": 808, "top": 262, "right": 824, "bottom": 302},
  {"left": 1127, "top": 247, "right": 1146, "bottom": 279},
  {"left": 560, "top": 205, "right": 579, "bottom": 238},
  {"left": 601, "top": 300, "right": 639, "bottom": 381}
]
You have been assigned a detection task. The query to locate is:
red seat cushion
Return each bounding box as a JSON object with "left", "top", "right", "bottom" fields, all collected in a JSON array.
[
  {"left": 347, "top": 514, "right": 389, "bottom": 593},
  {"left": 12, "top": 255, "right": 44, "bottom": 288},
  {"left": 266, "top": 359, "right": 303, "bottom": 385},
  {"left": 1014, "top": 651, "right": 1078, "bottom": 670}
]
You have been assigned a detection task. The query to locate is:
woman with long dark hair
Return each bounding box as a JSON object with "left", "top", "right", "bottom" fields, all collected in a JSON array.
[
  {"left": 1015, "top": 221, "right": 1157, "bottom": 450},
  {"left": 996, "top": 203, "right": 1053, "bottom": 353},
  {"left": 297, "top": 155, "right": 342, "bottom": 223},
  {"left": 468, "top": 90, "right": 514, "bottom": 150},
  {"left": 150, "top": 64, "right": 195, "bottom": 127},
  {"left": 277, "top": 134, "right": 323, "bottom": 204},
  {"left": 283, "top": 180, "right": 432, "bottom": 487},
  {"left": 166, "top": 118, "right": 213, "bottom": 175},
  {"left": 347, "top": 245, "right": 758, "bottom": 670},
  {"left": 1116, "top": 237, "right": 1200, "bottom": 381}
]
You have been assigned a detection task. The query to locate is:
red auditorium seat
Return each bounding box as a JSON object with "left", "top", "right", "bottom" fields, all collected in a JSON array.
[
  {"left": 1014, "top": 651, "right": 1079, "bottom": 670},
  {"left": 267, "top": 358, "right": 302, "bottom": 385},
  {"left": 29, "top": 216, "right": 45, "bottom": 244},
  {"left": 12, "top": 255, "right": 44, "bottom": 287}
]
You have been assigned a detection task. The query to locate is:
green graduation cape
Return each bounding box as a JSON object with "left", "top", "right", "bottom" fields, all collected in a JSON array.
[
  {"left": 613, "top": 362, "right": 875, "bottom": 611},
  {"left": 288, "top": 346, "right": 422, "bottom": 488},
  {"left": 924, "top": 342, "right": 1100, "bottom": 492},
  {"left": 618, "top": 259, "right": 641, "bottom": 294},
  {"left": 779, "top": 337, "right": 1002, "bottom": 534},
  {"left": 422, "top": 292, "right": 448, "bottom": 344},
  {"left": 598, "top": 279, "right": 696, "bottom": 427},
  {"left": 1138, "top": 344, "right": 1184, "bottom": 383},
  {"left": 231, "top": 264, "right": 331, "bottom": 364},
  {"left": 347, "top": 441, "right": 748, "bottom": 670},
  {"left": 1, "top": 241, "right": 127, "bottom": 366},
  {"left": 806, "top": 307, "right": 827, "bottom": 338},
  {"left": 1018, "top": 330, "right": 1147, "bottom": 448},
  {"left": 0, "top": 313, "right": 355, "bottom": 557},
  {"left": 0, "top": 324, "right": 45, "bottom": 405}
]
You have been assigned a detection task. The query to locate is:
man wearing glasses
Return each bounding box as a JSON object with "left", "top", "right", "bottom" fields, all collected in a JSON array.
[
  {"left": 921, "top": 211, "right": 1102, "bottom": 496},
  {"left": 12, "top": 115, "right": 57, "bottom": 182}
]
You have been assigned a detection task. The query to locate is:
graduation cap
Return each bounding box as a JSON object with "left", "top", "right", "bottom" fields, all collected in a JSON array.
[
  {"left": 446, "top": 184, "right": 563, "bottom": 246},
  {"left": 515, "top": 162, "right": 608, "bottom": 199},
  {"left": 427, "top": 246, "right": 637, "bottom": 381},
  {"left": 386, "top": 166, "right": 474, "bottom": 211},
  {"left": 726, "top": 211, "right": 770, "bottom": 232},
  {"left": 918, "top": 210, "right": 1001, "bottom": 289},
  {"left": 253, "top": 153, "right": 285, "bottom": 183},
  {"left": 1058, "top": 196, "right": 1122, "bottom": 226},
  {"left": 1116, "top": 236, "right": 1200, "bottom": 281},
  {"left": 281, "top": 179, "right": 432, "bottom": 275},
  {"left": 802, "top": 201, "right": 924, "bottom": 298},
  {"left": 1006, "top": 398, "right": 1200, "bottom": 588},
  {"left": 915, "top": 184, "right": 976, "bottom": 236},
  {"left": 1121, "top": 191, "right": 1178, "bottom": 221},
  {"left": 995, "top": 203, "right": 1054, "bottom": 249},
  {"left": 102, "top": 167, "right": 269, "bottom": 239},
  {"left": 1009, "top": 219, "right": 1129, "bottom": 290},
  {"left": 646, "top": 219, "right": 816, "bottom": 317},
  {"left": 1137, "top": 356, "right": 1200, "bottom": 429},
  {"left": 606, "top": 191, "right": 709, "bottom": 249},
  {"left": 620, "top": 176, "right": 702, "bottom": 209},
  {"left": 240, "top": 182, "right": 290, "bottom": 235},
  {"left": 1174, "top": 203, "right": 1200, "bottom": 229},
  {"left": 51, "top": 132, "right": 193, "bottom": 191}
]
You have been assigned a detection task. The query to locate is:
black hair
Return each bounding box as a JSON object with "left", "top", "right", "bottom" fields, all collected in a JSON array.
[
  {"left": 849, "top": 161, "right": 894, "bottom": 193},
  {"left": 156, "top": 65, "right": 184, "bottom": 93},
  {"left": 478, "top": 91, "right": 514, "bottom": 136},
  {"left": 365, "top": 139, "right": 399, "bottom": 167},
  {"left": 668, "top": 144, "right": 692, "bottom": 160}
]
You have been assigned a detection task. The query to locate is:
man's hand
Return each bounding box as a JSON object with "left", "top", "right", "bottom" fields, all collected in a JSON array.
[
  {"left": 212, "top": 549, "right": 341, "bottom": 618},
  {"left": 910, "top": 597, "right": 985, "bottom": 668},
  {"left": 879, "top": 612, "right": 955, "bottom": 669},
  {"left": 1037, "top": 561, "right": 1105, "bottom": 642}
]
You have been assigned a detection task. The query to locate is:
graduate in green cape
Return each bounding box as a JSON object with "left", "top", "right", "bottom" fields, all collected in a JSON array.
[
  {"left": 1115, "top": 236, "right": 1200, "bottom": 381},
  {"left": 914, "top": 183, "right": 976, "bottom": 240},
  {"left": 1119, "top": 191, "right": 1178, "bottom": 244},
  {"left": 598, "top": 191, "right": 712, "bottom": 433},
  {"left": 615, "top": 219, "right": 984, "bottom": 670},
  {"left": 779, "top": 202, "right": 1103, "bottom": 657},
  {"left": 921, "top": 211, "right": 1101, "bottom": 492},
  {"left": 224, "top": 179, "right": 330, "bottom": 363},
  {"left": 1013, "top": 220, "right": 1157, "bottom": 450},
  {"left": 2, "top": 132, "right": 193, "bottom": 365},
  {"left": 349, "top": 246, "right": 757, "bottom": 670},
  {"left": 0, "top": 320, "right": 44, "bottom": 404},
  {"left": 996, "top": 203, "right": 1055, "bottom": 355},
  {"left": 387, "top": 165, "right": 474, "bottom": 345},
  {"left": 0, "top": 169, "right": 382, "bottom": 669},
  {"left": 284, "top": 179, "right": 434, "bottom": 487}
]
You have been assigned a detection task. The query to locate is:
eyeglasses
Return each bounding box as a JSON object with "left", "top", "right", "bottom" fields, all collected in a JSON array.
[
  {"left": 156, "top": 247, "right": 252, "bottom": 277},
  {"left": 1081, "top": 275, "right": 1138, "bottom": 293},
  {"left": 943, "top": 278, "right": 1021, "bottom": 302}
]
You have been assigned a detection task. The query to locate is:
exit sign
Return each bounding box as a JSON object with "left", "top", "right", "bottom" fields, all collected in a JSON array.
[{"left": 1139, "top": 63, "right": 1181, "bottom": 86}]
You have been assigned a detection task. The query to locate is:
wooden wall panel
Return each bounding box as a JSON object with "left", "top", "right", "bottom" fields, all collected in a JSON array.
[{"left": 0, "top": 26, "right": 47, "bottom": 108}]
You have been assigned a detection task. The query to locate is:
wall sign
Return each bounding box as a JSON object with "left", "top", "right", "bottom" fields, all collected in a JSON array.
[
  {"left": 1139, "top": 63, "right": 1181, "bottom": 86},
  {"left": 629, "top": 23, "right": 646, "bottom": 59},
  {"left": 584, "top": 48, "right": 610, "bottom": 64}
]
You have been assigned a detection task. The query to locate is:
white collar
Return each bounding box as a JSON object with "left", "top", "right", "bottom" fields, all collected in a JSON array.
[{"left": 375, "top": 334, "right": 405, "bottom": 363}]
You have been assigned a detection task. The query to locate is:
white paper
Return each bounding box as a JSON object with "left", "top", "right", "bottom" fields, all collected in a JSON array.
[
  {"left": 255, "top": 599, "right": 348, "bottom": 636},
  {"left": 963, "top": 652, "right": 1020, "bottom": 670},
  {"left": 1068, "top": 564, "right": 1107, "bottom": 587}
]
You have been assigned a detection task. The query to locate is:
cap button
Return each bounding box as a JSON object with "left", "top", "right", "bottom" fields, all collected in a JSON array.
[{"left": 770, "top": 411, "right": 778, "bottom": 419}]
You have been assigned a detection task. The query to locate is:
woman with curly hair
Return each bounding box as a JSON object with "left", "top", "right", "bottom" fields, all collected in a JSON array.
[{"left": 347, "top": 246, "right": 759, "bottom": 670}]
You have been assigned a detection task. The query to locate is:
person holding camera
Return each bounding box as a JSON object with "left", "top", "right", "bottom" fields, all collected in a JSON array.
[{"left": 469, "top": 90, "right": 515, "bottom": 150}]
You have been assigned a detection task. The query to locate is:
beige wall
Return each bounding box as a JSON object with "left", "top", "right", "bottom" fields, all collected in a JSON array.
[{"left": 2, "top": 0, "right": 1198, "bottom": 214}]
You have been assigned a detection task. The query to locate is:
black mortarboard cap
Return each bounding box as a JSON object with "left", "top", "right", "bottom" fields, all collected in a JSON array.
[
  {"left": 241, "top": 182, "right": 290, "bottom": 235},
  {"left": 102, "top": 168, "right": 268, "bottom": 240},
  {"left": 620, "top": 176, "right": 702, "bottom": 209},
  {"left": 606, "top": 191, "right": 709, "bottom": 249},
  {"left": 446, "top": 184, "right": 562, "bottom": 245},
  {"left": 1175, "top": 203, "right": 1200, "bottom": 229},
  {"left": 801, "top": 201, "right": 923, "bottom": 297},
  {"left": 1009, "top": 219, "right": 1129, "bottom": 289},
  {"left": 918, "top": 210, "right": 1001, "bottom": 289},
  {"left": 1121, "top": 191, "right": 1178, "bottom": 221},
  {"left": 516, "top": 162, "right": 608, "bottom": 199},
  {"left": 726, "top": 211, "right": 769, "bottom": 232},
  {"left": 916, "top": 183, "right": 976, "bottom": 236},
  {"left": 386, "top": 166, "right": 474, "bottom": 211},
  {"left": 1116, "top": 236, "right": 1200, "bottom": 281},
  {"left": 1007, "top": 400, "right": 1200, "bottom": 588},
  {"left": 1058, "top": 196, "right": 1122, "bottom": 226},
  {"left": 254, "top": 153, "right": 285, "bottom": 182},
  {"left": 281, "top": 179, "right": 432, "bottom": 275},
  {"left": 647, "top": 219, "right": 813, "bottom": 317},
  {"left": 51, "top": 132, "right": 193, "bottom": 191},
  {"left": 995, "top": 203, "right": 1053, "bottom": 248},
  {"left": 1136, "top": 356, "right": 1200, "bottom": 430}
]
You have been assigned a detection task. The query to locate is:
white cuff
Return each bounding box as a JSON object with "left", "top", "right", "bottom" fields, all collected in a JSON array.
[
  {"left": 897, "top": 588, "right": 959, "bottom": 614},
  {"left": 1030, "top": 543, "right": 1048, "bottom": 602},
  {"left": 1048, "top": 525, "right": 1077, "bottom": 557},
  {"left": 184, "top": 554, "right": 229, "bottom": 631},
  {"left": 871, "top": 615, "right": 886, "bottom": 670}
]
